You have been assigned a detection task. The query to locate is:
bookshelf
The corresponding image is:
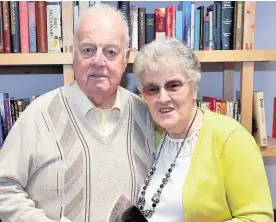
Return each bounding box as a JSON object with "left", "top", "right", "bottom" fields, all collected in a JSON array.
[
  {"left": 2, "top": 50, "right": 276, "bottom": 66},
  {"left": 1, "top": 2, "right": 276, "bottom": 156}
]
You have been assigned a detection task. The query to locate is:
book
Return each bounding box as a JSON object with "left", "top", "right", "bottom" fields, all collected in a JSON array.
[
  {"left": 107, "top": 195, "right": 148, "bottom": 222},
  {"left": 60, "top": 195, "right": 148, "bottom": 222}
]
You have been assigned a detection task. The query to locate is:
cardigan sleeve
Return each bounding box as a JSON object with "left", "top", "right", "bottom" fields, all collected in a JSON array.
[
  {"left": 0, "top": 106, "right": 58, "bottom": 222},
  {"left": 220, "top": 128, "right": 274, "bottom": 222}
]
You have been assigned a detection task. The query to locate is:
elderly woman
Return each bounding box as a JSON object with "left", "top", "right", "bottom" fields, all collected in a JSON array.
[{"left": 133, "top": 38, "right": 273, "bottom": 222}]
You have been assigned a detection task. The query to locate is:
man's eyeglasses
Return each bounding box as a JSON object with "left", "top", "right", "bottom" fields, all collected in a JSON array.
[{"left": 142, "top": 78, "right": 191, "bottom": 97}]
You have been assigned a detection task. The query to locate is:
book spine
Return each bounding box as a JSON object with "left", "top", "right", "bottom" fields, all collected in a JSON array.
[
  {"left": 0, "top": 2, "right": 4, "bottom": 53},
  {"left": 190, "top": 2, "right": 195, "bottom": 50},
  {"left": 28, "top": 1, "right": 37, "bottom": 53},
  {"left": 155, "top": 8, "right": 165, "bottom": 40},
  {"left": 208, "top": 10, "right": 213, "bottom": 50},
  {"left": 19, "top": 1, "right": 29, "bottom": 53},
  {"left": 253, "top": 92, "right": 267, "bottom": 146},
  {"left": 172, "top": 4, "right": 176, "bottom": 38},
  {"left": 130, "top": 5, "right": 138, "bottom": 51},
  {"left": 145, "top": 13, "right": 155, "bottom": 44},
  {"left": 194, "top": 9, "right": 200, "bottom": 50},
  {"left": 78, "top": 1, "right": 89, "bottom": 16},
  {"left": 165, "top": 6, "right": 173, "bottom": 38},
  {"left": 36, "top": 1, "right": 48, "bottom": 53},
  {"left": 138, "top": 7, "right": 146, "bottom": 50},
  {"left": 10, "top": 1, "right": 21, "bottom": 53},
  {"left": 203, "top": 16, "right": 209, "bottom": 50},
  {"left": 3, "top": 1, "right": 11, "bottom": 53},
  {"left": 118, "top": 1, "right": 130, "bottom": 29},
  {"left": 235, "top": 1, "right": 244, "bottom": 49},
  {"left": 184, "top": 1, "right": 191, "bottom": 47},
  {"left": 215, "top": 1, "right": 222, "bottom": 50},
  {"left": 176, "top": 11, "right": 183, "bottom": 41},
  {"left": 0, "top": 116, "right": 4, "bottom": 147},
  {"left": 233, "top": 101, "right": 239, "bottom": 121},
  {"left": 0, "top": 93, "right": 8, "bottom": 139},
  {"left": 221, "top": 1, "right": 234, "bottom": 50},
  {"left": 197, "top": 6, "right": 204, "bottom": 50},
  {"left": 9, "top": 99, "right": 16, "bottom": 125},
  {"left": 211, "top": 4, "right": 217, "bottom": 50},
  {"left": 47, "top": 1, "right": 62, "bottom": 52},
  {"left": 3, "top": 99, "right": 12, "bottom": 133},
  {"left": 73, "top": 1, "right": 79, "bottom": 32}
]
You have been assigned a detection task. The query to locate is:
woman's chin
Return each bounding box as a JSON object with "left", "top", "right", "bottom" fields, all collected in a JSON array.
[{"left": 157, "top": 121, "right": 176, "bottom": 132}]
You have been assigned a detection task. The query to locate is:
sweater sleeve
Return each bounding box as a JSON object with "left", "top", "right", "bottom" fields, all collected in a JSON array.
[
  {"left": 221, "top": 128, "right": 274, "bottom": 222},
  {"left": 0, "top": 106, "right": 57, "bottom": 222}
]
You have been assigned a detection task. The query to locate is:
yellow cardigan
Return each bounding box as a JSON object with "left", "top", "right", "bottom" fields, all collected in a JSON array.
[{"left": 156, "top": 109, "right": 273, "bottom": 222}]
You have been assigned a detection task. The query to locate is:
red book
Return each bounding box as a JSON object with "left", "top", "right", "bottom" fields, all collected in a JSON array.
[
  {"left": 0, "top": 2, "right": 4, "bottom": 53},
  {"left": 19, "top": 1, "right": 29, "bottom": 53},
  {"left": 155, "top": 8, "right": 165, "bottom": 40},
  {"left": 165, "top": 6, "right": 173, "bottom": 37},
  {"left": 2, "top": 1, "right": 11, "bottom": 53},
  {"left": 272, "top": 97, "right": 276, "bottom": 139},
  {"left": 35, "top": 1, "right": 47, "bottom": 53},
  {"left": 202, "top": 96, "right": 216, "bottom": 112}
]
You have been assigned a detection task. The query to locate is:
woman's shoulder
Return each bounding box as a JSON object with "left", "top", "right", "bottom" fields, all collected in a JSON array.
[{"left": 202, "top": 109, "right": 248, "bottom": 146}]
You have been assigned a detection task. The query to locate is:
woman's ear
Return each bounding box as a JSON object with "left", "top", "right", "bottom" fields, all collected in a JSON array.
[{"left": 192, "top": 85, "right": 198, "bottom": 101}]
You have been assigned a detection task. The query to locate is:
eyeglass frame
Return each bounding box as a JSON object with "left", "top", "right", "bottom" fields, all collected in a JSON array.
[{"left": 142, "top": 78, "right": 192, "bottom": 97}]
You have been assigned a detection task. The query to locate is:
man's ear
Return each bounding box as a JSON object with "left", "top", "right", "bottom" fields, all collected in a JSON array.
[{"left": 124, "top": 48, "right": 130, "bottom": 64}]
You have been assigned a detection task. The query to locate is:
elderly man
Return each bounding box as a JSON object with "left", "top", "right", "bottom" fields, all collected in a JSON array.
[{"left": 0, "top": 4, "right": 155, "bottom": 222}]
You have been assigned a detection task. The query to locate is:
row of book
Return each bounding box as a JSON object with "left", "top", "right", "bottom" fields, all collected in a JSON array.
[
  {"left": 0, "top": 90, "right": 270, "bottom": 148},
  {"left": 198, "top": 92, "right": 268, "bottom": 147},
  {"left": 120, "top": 1, "right": 245, "bottom": 52},
  {"left": 0, "top": 93, "right": 38, "bottom": 147},
  {"left": 0, "top": 1, "right": 62, "bottom": 53},
  {"left": 0, "top": 1, "right": 247, "bottom": 54}
]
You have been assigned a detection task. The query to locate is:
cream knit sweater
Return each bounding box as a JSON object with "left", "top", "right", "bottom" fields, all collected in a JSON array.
[{"left": 0, "top": 83, "right": 156, "bottom": 222}]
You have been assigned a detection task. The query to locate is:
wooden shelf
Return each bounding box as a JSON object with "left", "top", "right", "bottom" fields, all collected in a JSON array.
[
  {"left": 260, "top": 137, "right": 276, "bottom": 156},
  {"left": 0, "top": 53, "right": 73, "bottom": 65},
  {"left": 129, "top": 50, "right": 276, "bottom": 63},
  {"left": 1, "top": 50, "right": 276, "bottom": 66}
]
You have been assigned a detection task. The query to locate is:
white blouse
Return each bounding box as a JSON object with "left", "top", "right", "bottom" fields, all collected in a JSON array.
[{"left": 139, "top": 129, "right": 200, "bottom": 222}]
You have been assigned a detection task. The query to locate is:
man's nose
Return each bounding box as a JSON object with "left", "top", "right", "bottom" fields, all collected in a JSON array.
[
  {"left": 157, "top": 88, "right": 171, "bottom": 104},
  {"left": 91, "top": 49, "right": 106, "bottom": 67}
]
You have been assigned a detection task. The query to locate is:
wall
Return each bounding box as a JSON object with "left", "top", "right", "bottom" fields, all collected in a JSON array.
[{"left": 0, "top": 1, "right": 276, "bottom": 208}]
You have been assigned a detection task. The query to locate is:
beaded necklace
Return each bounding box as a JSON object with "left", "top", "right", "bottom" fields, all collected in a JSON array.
[{"left": 137, "top": 108, "right": 198, "bottom": 218}]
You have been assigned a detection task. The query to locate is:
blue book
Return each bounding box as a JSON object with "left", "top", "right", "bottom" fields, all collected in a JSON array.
[
  {"left": 194, "top": 9, "right": 200, "bottom": 51},
  {"left": 176, "top": 11, "right": 183, "bottom": 41},
  {"left": 182, "top": 1, "right": 191, "bottom": 47}
]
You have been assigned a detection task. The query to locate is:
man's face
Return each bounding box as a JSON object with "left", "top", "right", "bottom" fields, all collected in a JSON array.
[{"left": 73, "top": 13, "right": 129, "bottom": 98}]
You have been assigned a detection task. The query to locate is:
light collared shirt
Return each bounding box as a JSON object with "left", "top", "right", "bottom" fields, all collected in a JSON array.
[{"left": 72, "top": 81, "right": 121, "bottom": 136}]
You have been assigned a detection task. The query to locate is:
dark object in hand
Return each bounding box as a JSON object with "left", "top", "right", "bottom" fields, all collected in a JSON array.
[{"left": 117, "top": 206, "right": 148, "bottom": 222}]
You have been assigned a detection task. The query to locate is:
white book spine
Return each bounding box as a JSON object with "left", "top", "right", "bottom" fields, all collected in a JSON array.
[
  {"left": 47, "top": 1, "right": 62, "bottom": 52},
  {"left": 190, "top": 2, "right": 195, "bottom": 50},
  {"left": 130, "top": 6, "right": 138, "bottom": 51},
  {"left": 73, "top": 3, "right": 79, "bottom": 32}
]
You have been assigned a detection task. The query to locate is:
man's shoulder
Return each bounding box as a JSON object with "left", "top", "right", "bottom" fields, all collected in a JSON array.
[{"left": 22, "top": 86, "right": 65, "bottom": 116}]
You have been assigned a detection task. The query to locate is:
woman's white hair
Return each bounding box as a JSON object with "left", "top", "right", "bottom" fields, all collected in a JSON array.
[
  {"left": 73, "top": 3, "right": 130, "bottom": 50},
  {"left": 133, "top": 38, "right": 201, "bottom": 92}
]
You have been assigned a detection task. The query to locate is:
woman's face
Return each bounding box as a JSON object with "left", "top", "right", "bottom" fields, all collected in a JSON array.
[{"left": 142, "top": 67, "right": 197, "bottom": 135}]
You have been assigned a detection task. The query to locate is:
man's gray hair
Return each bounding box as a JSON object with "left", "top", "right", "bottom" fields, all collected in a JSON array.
[
  {"left": 74, "top": 3, "right": 130, "bottom": 48},
  {"left": 133, "top": 38, "right": 201, "bottom": 92}
]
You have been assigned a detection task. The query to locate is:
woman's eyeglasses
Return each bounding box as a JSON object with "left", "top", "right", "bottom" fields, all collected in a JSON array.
[{"left": 142, "top": 79, "right": 191, "bottom": 96}]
